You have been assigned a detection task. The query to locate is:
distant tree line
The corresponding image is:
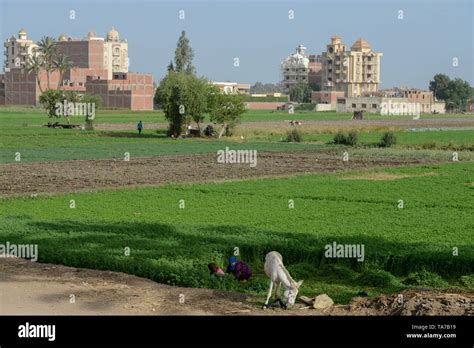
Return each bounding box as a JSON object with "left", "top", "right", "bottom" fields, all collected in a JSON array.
[
  {"left": 429, "top": 74, "right": 472, "bottom": 112},
  {"left": 249, "top": 82, "right": 284, "bottom": 94}
]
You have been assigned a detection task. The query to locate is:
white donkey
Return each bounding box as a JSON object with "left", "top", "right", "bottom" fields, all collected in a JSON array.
[{"left": 263, "top": 251, "right": 303, "bottom": 309}]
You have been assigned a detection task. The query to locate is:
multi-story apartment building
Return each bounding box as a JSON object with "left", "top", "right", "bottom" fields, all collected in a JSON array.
[
  {"left": 281, "top": 44, "right": 310, "bottom": 91},
  {"left": 3, "top": 29, "right": 38, "bottom": 70},
  {"left": 321, "top": 35, "right": 382, "bottom": 97},
  {"left": 103, "top": 28, "right": 129, "bottom": 80}
]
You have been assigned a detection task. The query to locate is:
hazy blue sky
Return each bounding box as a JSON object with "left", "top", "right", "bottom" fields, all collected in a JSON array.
[{"left": 0, "top": 0, "right": 472, "bottom": 88}]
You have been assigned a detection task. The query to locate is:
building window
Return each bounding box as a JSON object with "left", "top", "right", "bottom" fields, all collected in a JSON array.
[
  {"left": 352, "top": 103, "right": 356, "bottom": 108},
  {"left": 362, "top": 104, "right": 367, "bottom": 108},
  {"left": 372, "top": 104, "right": 377, "bottom": 108},
  {"left": 368, "top": 57, "right": 372, "bottom": 61}
]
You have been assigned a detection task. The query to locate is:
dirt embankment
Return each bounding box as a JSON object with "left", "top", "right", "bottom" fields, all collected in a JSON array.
[
  {"left": 0, "top": 150, "right": 436, "bottom": 197},
  {"left": 0, "top": 258, "right": 471, "bottom": 316}
]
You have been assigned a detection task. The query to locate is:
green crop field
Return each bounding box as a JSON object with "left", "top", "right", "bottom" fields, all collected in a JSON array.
[
  {"left": 1, "top": 162, "right": 473, "bottom": 303},
  {"left": 0, "top": 106, "right": 165, "bottom": 127},
  {"left": 0, "top": 128, "right": 331, "bottom": 163}
]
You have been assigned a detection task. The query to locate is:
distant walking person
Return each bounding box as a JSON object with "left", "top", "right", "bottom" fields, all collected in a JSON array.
[{"left": 137, "top": 120, "right": 143, "bottom": 135}]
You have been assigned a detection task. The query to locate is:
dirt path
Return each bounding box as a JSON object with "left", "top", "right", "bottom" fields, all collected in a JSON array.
[
  {"left": 0, "top": 150, "right": 436, "bottom": 197},
  {"left": 1, "top": 258, "right": 471, "bottom": 315},
  {"left": 95, "top": 118, "right": 474, "bottom": 131},
  {"left": 0, "top": 258, "right": 257, "bottom": 315}
]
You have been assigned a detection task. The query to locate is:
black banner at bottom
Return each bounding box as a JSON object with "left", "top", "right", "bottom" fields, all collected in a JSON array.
[{"left": 0, "top": 315, "right": 472, "bottom": 346}]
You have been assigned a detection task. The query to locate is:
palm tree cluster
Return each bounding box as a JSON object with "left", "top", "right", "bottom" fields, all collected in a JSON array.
[{"left": 24, "top": 36, "right": 75, "bottom": 93}]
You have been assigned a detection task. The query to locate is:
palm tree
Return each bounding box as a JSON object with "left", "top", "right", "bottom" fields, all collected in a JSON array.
[
  {"left": 24, "top": 54, "right": 45, "bottom": 93},
  {"left": 36, "top": 36, "right": 57, "bottom": 90},
  {"left": 53, "top": 54, "right": 75, "bottom": 90}
]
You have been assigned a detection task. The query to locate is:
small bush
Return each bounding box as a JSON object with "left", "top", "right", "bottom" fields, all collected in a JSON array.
[
  {"left": 346, "top": 132, "right": 358, "bottom": 146},
  {"left": 286, "top": 128, "right": 303, "bottom": 142},
  {"left": 421, "top": 141, "right": 437, "bottom": 150},
  {"left": 333, "top": 132, "right": 347, "bottom": 145},
  {"left": 404, "top": 269, "right": 448, "bottom": 288},
  {"left": 460, "top": 275, "right": 474, "bottom": 290},
  {"left": 333, "top": 131, "right": 358, "bottom": 146},
  {"left": 379, "top": 132, "right": 397, "bottom": 147},
  {"left": 357, "top": 269, "right": 401, "bottom": 287}
]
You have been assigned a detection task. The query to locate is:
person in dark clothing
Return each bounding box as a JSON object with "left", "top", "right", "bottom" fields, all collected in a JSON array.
[
  {"left": 226, "top": 256, "right": 252, "bottom": 281},
  {"left": 137, "top": 120, "right": 143, "bottom": 135}
]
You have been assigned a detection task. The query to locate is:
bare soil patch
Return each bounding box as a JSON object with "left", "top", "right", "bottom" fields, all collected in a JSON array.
[
  {"left": 0, "top": 150, "right": 437, "bottom": 197},
  {"left": 347, "top": 290, "right": 473, "bottom": 316},
  {"left": 94, "top": 118, "right": 474, "bottom": 132},
  {"left": 341, "top": 172, "right": 439, "bottom": 181},
  {"left": 1, "top": 258, "right": 471, "bottom": 316},
  {"left": 238, "top": 118, "right": 474, "bottom": 131}
]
